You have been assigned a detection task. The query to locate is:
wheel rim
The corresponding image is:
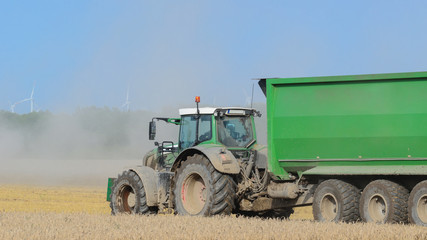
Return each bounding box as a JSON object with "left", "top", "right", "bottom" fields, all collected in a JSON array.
[
  {"left": 368, "top": 194, "right": 387, "bottom": 222},
  {"left": 181, "top": 173, "right": 206, "bottom": 214},
  {"left": 118, "top": 185, "right": 135, "bottom": 213},
  {"left": 320, "top": 193, "right": 338, "bottom": 221},
  {"left": 417, "top": 194, "right": 427, "bottom": 223}
]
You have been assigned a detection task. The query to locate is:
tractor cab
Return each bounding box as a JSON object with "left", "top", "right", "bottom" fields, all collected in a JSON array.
[
  {"left": 178, "top": 107, "right": 258, "bottom": 149},
  {"left": 144, "top": 97, "right": 261, "bottom": 171}
]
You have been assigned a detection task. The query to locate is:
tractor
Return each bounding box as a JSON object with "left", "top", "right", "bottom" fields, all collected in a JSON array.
[{"left": 107, "top": 96, "right": 271, "bottom": 216}]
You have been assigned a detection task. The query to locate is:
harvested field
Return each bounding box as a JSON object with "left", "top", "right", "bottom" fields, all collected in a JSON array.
[
  {"left": 0, "top": 185, "right": 426, "bottom": 240},
  {"left": 0, "top": 185, "right": 109, "bottom": 214},
  {"left": 2, "top": 212, "right": 427, "bottom": 240},
  {"left": 0, "top": 185, "right": 311, "bottom": 218}
]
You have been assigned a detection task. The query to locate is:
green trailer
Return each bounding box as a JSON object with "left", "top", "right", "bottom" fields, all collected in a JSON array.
[{"left": 259, "top": 71, "right": 427, "bottom": 225}]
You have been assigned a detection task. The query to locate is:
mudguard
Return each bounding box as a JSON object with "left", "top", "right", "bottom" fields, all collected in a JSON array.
[
  {"left": 127, "top": 166, "right": 173, "bottom": 207},
  {"left": 128, "top": 166, "right": 158, "bottom": 206},
  {"left": 171, "top": 144, "right": 240, "bottom": 174}
]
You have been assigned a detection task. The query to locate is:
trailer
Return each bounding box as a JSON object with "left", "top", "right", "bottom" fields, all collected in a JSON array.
[{"left": 259, "top": 71, "right": 427, "bottom": 225}]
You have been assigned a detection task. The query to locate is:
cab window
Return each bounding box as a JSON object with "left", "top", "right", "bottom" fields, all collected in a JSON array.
[
  {"left": 179, "top": 115, "right": 212, "bottom": 149},
  {"left": 217, "top": 116, "right": 254, "bottom": 147}
]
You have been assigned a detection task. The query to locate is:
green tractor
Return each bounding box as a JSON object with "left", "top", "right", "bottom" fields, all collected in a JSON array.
[{"left": 107, "top": 97, "right": 270, "bottom": 216}]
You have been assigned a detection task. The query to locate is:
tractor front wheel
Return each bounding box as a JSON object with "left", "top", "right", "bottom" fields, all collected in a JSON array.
[{"left": 110, "top": 170, "right": 149, "bottom": 215}]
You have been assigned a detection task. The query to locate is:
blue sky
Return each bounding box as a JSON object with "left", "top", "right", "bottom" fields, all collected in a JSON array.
[{"left": 1, "top": 1, "right": 427, "bottom": 113}]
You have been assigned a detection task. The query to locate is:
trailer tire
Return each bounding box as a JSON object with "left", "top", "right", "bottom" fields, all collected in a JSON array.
[
  {"left": 110, "top": 170, "right": 149, "bottom": 215},
  {"left": 174, "top": 154, "right": 236, "bottom": 216},
  {"left": 313, "top": 179, "right": 360, "bottom": 222},
  {"left": 360, "top": 180, "right": 409, "bottom": 224},
  {"left": 408, "top": 180, "right": 427, "bottom": 226}
]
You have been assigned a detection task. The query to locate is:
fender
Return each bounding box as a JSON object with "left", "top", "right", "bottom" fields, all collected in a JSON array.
[
  {"left": 128, "top": 166, "right": 158, "bottom": 206},
  {"left": 171, "top": 144, "right": 240, "bottom": 174},
  {"left": 128, "top": 165, "right": 174, "bottom": 207}
]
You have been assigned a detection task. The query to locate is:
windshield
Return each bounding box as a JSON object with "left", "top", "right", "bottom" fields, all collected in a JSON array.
[
  {"left": 217, "top": 115, "right": 254, "bottom": 147},
  {"left": 179, "top": 115, "right": 212, "bottom": 149}
]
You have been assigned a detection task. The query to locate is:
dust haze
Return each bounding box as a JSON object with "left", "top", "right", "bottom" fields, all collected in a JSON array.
[{"left": 0, "top": 103, "right": 266, "bottom": 187}]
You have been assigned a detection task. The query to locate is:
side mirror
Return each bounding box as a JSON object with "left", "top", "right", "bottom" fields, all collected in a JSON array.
[{"left": 149, "top": 121, "right": 156, "bottom": 140}]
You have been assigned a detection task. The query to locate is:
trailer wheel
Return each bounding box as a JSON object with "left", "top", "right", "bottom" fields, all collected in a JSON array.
[
  {"left": 408, "top": 180, "right": 427, "bottom": 226},
  {"left": 110, "top": 170, "right": 149, "bottom": 215},
  {"left": 313, "top": 179, "right": 360, "bottom": 222},
  {"left": 360, "top": 180, "right": 409, "bottom": 223},
  {"left": 174, "top": 154, "right": 236, "bottom": 216}
]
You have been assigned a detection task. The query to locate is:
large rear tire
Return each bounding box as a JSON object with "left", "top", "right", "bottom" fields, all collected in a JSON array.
[
  {"left": 174, "top": 154, "right": 236, "bottom": 216},
  {"left": 110, "top": 170, "right": 149, "bottom": 215},
  {"left": 408, "top": 180, "right": 427, "bottom": 226},
  {"left": 313, "top": 179, "right": 360, "bottom": 222},
  {"left": 359, "top": 180, "right": 409, "bottom": 224}
]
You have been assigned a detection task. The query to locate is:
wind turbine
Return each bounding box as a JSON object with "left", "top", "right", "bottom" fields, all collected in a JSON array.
[
  {"left": 33, "top": 102, "right": 41, "bottom": 112},
  {"left": 9, "top": 101, "right": 17, "bottom": 113},
  {"left": 11, "top": 83, "right": 35, "bottom": 113},
  {"left": 30, "top": 85, "right": 34, "bottom": 113},
  {"left": 121, "top": 86, "right": 131, "bottom": 112}
]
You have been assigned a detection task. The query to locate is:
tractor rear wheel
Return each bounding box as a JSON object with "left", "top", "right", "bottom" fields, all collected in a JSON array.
[
  {"left": 313, "top": 179, "right": 360, "bottom": 222},
  {"left": 110, "top": 170, "right": 149, "bottom": 215},
  {"left": 359, "top": 180, "right": 409, "bottom": 224},
  {"left": 174, "top": 154, "right": 236, "bottom": 216},
  {"left": 408, "top": 180, "right": 427, "bottom": 226}
]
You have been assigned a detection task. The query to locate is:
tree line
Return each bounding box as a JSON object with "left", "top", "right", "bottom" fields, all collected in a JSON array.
[{"left": 0, "top": 104, "right": 266, "bottom": 160}]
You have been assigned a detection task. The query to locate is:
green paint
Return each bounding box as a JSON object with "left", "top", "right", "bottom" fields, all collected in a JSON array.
[
  {"left": 263, "top": 71, "right": 427, "bottom": 178},
  {"left": 106, "top": 177, "right": 116, "bottom": 202},
  {"left": 302, "top": 165, "right": 427, "bottom": 176},
  {"left": 167, "top": 118, "right": 181, "bottom": 125}
]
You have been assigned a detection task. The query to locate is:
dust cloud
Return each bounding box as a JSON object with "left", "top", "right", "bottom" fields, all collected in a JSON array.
[{"left": 0, "top": 103, "right": 266, "bottom": 187}]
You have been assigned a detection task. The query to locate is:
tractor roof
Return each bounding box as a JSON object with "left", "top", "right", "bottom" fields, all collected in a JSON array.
[{"left": 179, "top": 107, "right": 255, "bottom": 116}]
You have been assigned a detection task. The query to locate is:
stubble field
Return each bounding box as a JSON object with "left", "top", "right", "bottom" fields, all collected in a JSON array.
[{"left": 0, "top": 185, "right": 426, "bottom": 239}]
